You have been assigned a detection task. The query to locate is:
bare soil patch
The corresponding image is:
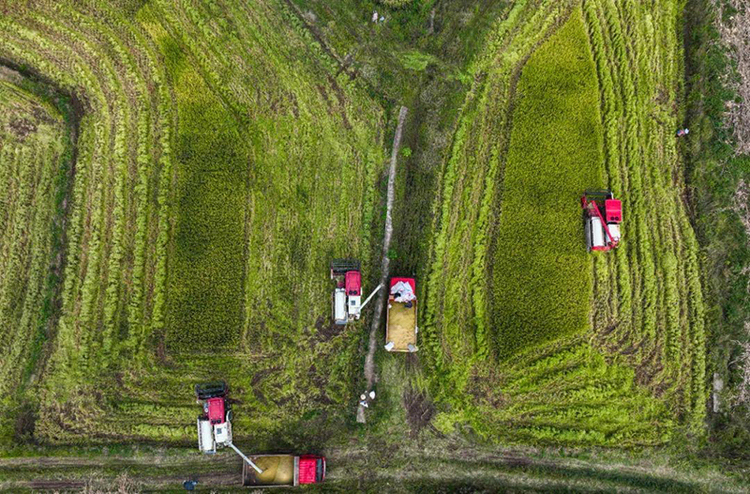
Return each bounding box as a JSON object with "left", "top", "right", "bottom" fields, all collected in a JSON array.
[
  {"left": 314, "top": 315, "right": 341, "bottom": 341},
  {"left": 403, "top": 386, "right": 435, "bottom": 438},
  {"left": 8, "top": 116, "right": 37, "bottom": 138}
]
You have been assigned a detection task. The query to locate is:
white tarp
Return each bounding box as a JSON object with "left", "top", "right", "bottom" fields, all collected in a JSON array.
[{"left": 390, "top": 281, "right": 415, "bottom": 303}]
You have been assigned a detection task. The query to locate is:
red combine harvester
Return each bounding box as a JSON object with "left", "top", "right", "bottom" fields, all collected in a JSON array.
[
  {"left": 581, "top": 190, "right": 622, "bottom": 252},
  {"left": 195, "top": 382, "right": 326, "bottom": 487},
  {"left": 330, "top": 259, "right": 382, "bottom": 325},
  {"left": 195, "top": 381, "right": 264, "bottom": 474}
]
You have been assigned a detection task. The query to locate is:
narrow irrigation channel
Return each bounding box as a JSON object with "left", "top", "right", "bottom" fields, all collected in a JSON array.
[{"left": 358, "top": 105, "right": 408, "bottom": 424}]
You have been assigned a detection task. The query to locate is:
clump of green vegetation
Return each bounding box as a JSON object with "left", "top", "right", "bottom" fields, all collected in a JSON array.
[
  {"left": 399, "top": 50, "right": 439, "bottom": 71},
  {"left": 377, "top": 0, "right": 415, "bottom": 8}
]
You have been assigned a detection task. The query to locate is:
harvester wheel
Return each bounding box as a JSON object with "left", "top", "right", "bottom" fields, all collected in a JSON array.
[{"left": 226, "top": 409, "right": 233, "bottom": 422}]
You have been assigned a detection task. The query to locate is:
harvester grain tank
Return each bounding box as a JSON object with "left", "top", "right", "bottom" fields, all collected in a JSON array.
[
  {"left": 330, "top": 259, "right": 382, "bottom": 325},
  {"left": 385, "top": 277, "right": 418, "bottom": 352},
  {"left": 581, "top": 190, "right": 622, "bottom": 252}
]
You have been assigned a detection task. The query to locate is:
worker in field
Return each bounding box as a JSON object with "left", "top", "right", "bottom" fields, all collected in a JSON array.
[{"left": 676, "top": 128, "right": 689, "bottom": 137}]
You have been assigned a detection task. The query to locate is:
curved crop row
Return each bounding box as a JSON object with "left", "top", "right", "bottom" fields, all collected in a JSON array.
[{"left": 0, "top": 0, "right": 178, "bottom": 443}]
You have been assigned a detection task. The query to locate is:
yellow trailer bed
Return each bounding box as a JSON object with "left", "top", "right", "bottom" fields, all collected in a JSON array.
[
  {"left": 385, "top": 277, "right": 418, "bottom": 352},
  {"left": 242, "top": 455, "right": 297, "bottom": 486}
]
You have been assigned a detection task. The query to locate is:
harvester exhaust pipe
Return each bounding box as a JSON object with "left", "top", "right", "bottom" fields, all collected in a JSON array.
[
  {"left": 228, "top": 442, "right": 263, "bottom": 474},
  {"left": 360, "top": 284, "right": 383, "bottom": 311}
]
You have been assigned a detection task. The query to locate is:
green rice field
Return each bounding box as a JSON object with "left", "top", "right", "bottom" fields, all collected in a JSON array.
[{"left": 0, "top": 0, "right": 747, "bottom": 490}]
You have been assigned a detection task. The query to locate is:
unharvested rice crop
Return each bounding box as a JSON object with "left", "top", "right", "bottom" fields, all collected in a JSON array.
[{"left": 490, "top": 8, "right": 603, "bottom": 358}]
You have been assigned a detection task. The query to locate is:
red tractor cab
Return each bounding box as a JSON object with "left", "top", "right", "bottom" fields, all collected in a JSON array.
[
  {"left": 346, "top": 270, "right": 361, "bottom": 297},
  {"left": 581, "top": 190, "right": 622, "bottom": 252},
  {"left": 345, "top": 270, "right": 362, "bottom": 318},
  {"left": 206, "top": 397, "right": 225, "bottom": 424}
]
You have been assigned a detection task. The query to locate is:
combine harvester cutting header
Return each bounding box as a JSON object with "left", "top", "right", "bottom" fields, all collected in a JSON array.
[
  {"left": 195, "top": 382, "right": 326, "bottom": 488},
  {"left": 581, "top": 190, "right": 622, "bottom": 252}
]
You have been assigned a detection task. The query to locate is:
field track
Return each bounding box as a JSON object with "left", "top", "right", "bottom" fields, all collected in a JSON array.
[
  {"left": 2, "top": 442, "right": 748, "bottom": 492},
  {"left": 359, "top": 105, "right": 408, "bottom": 424}
]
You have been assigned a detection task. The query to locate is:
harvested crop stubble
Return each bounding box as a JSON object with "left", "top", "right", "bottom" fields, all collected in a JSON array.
[
  {"left": 583, "top": 0, "right": 706, "bottom": 431},
  {"left": 462, "top": 337, "right": 674, "bottom": 446},
  {"left": 0, "top": 75, "right": 70, "bottom": 443}
]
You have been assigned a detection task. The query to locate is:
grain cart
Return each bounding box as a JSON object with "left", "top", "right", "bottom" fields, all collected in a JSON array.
[
  {"left": 195, "top": 381, "right": 263, "bottom": 474},
  {"left": 385, "top": 277, "right": 418, "bottom": 352},
  {"left": 330, "top": 259, "right": 382, "bottom": 325},
  {"left": 242, "top": 454, "right": 326, "bottom": 487},
  {"left": 581, "top": 190, "right": 622, "bottom": 252}
]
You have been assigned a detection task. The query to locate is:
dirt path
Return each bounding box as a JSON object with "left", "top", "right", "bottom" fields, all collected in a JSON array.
[
  {"left": 358, "top": 106, "right": 408, "bottom": 423},
  {"left": 2, "top": 444, "right": 741, "bottom": 492}
]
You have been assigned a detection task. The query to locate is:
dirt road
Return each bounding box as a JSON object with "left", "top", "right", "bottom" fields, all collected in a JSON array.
[{"left": 358, "top": 106, "right": 409, "bottom": 424}]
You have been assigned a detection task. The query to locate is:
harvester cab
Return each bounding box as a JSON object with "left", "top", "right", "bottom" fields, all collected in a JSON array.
[
  {"left": 195, "top": 381, "right": 263, "bottom": 474},
  {"left": 330, "top": 259, "right": 382, "bottom": 325},
  {"left": 581, "top": 190, "right": 622, "bottom": 252}
]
